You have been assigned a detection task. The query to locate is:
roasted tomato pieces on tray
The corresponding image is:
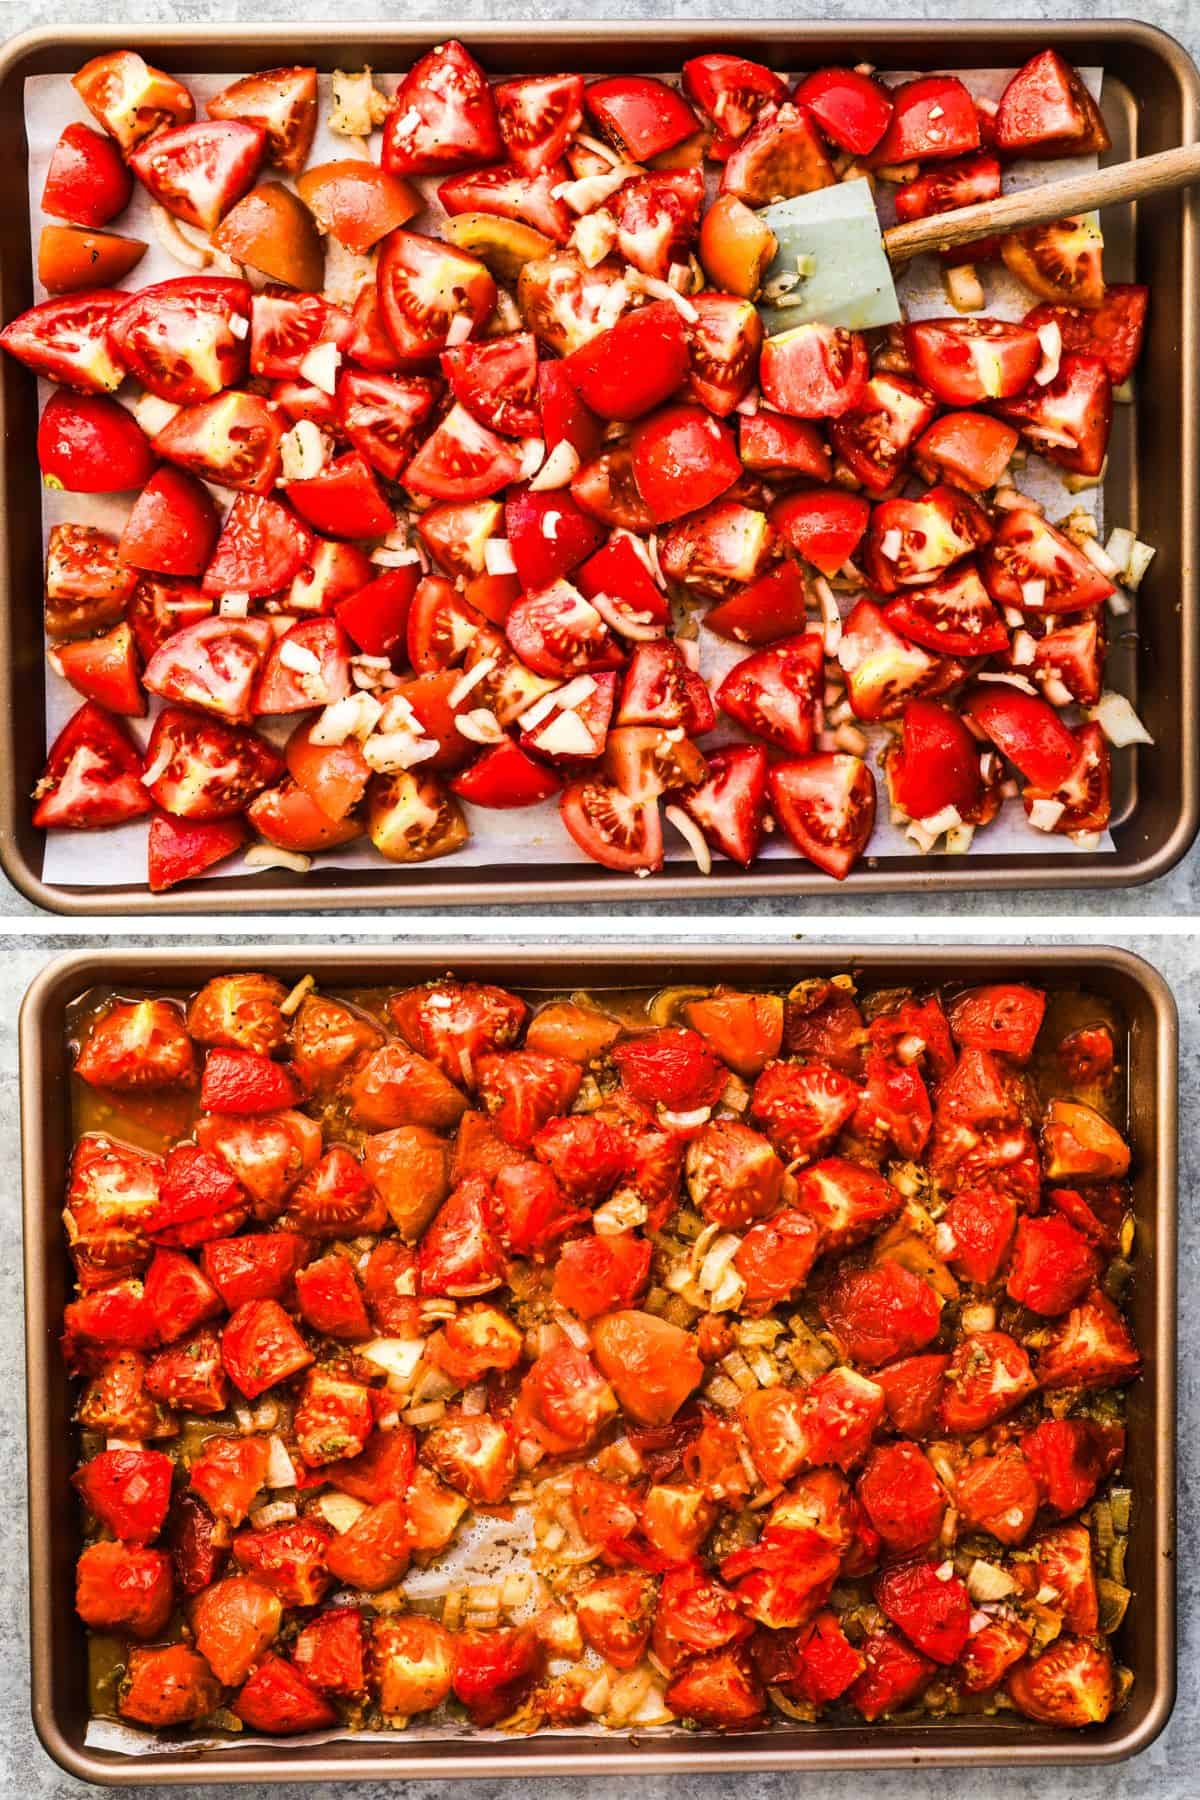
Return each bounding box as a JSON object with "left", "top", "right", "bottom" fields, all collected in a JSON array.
[
  {"left": 8, "top": 42, "right": 1151, "bottom": 889},
  {"left": 63, "top": 967, "right": 1138, "bottom": 1739}
]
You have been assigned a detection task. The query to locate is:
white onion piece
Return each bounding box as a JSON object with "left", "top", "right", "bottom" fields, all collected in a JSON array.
[{"left": 665, "top": 803, "right": 712, "bottom": 874}]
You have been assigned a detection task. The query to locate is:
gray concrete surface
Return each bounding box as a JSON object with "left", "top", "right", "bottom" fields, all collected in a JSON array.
[
  {"left": 0, "top": 0, "right": 1197, "bottom": 920},
  {"left": 0, "top": 927, "right": 1193, "bottom": 1799}
]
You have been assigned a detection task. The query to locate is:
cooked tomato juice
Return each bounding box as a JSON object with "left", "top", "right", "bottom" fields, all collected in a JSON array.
[{"left": 62, "top": 970, "right": 1137, "bottom": 1737}]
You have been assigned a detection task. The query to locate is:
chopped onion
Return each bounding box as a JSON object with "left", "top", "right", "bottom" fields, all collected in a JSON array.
[
  {"left": 968, "top": 1559, "right": 1017, "bottom": 1603},
  {"left": 1028, "top": 797, "right": 1065, "bottom": 831},
  {"left": 589, "top": 590, "right": 663, "bottom": 641},
  {"left": 813, "top": 574, "right": 841, "bottom": 654},
  {"left": 244, "top": 844, "right": 311, "bottom": 873},
  {"left": 483, "top": 538, "right": 517, "bottom": 576},
  {"left": 880, "top": 527, "right": 903, "bottom": 562},
  {"left": 310, "top": 691, "right": 383, "bottom": 745},
  {"left": 1081, "top": 535, "right": 1121, "bottom": 579},
  {"left": 314, "top": 1490, "right": 368, "bottom": 1532},
  {"left": 1010, "top": 630, "right": 1036, "bottom": 667},
  {"left": 834, "top": 721, "right": 867, "bottom": 756},
  {"left": 279, "top": 974, "right": 314, "bottom": 1017},
  {"left": 280, "top": 418, "right": 328, "bottom": 481},
  {"left": 1089, "top": 690, "right": 1154, "bottom": 748},
  {"left": 519, "top": 436, "right": 546, "bottom": 478},
  {"left": 370, "top": 544, "right": 420, "bottom": 567},
  {"left": 150, "top": 202, "right": 211, "bottom": 268},
  {"left": 298, "top": 340, "right": 342, "bottom": 395},
  {"left": 944, "top": 821, "right": 976, "bottom": 855},
  {"left": 444, "top": 311, "right": 474, "bottom": 347},
  {"left": 978, "top": 671, "right": 1037, "bottom": 694},
  {"left": 131, "top": 393, "right": 180, "bottom": 436},
  {"left": 1020, "top": 577, "right": 1046, "bottom": 608},
  {"left": 571, "top": 210, "right": 617, "bottom": 266},
  {"left": 1125, "top": 539, "right": 1156, "bottom": 590},
  {"left": 1107, "top": 586, "right": 1133, "bottom": 617},
  {"left": 529, "top": 440, "right": 581, "bottom": 491},
  {"left": 944, "top": 262, "right": 985, "bottom": 312},
  {"left": 630, "top": 271, "right": 698, "bottom": 322},
  {"left": 278, "top": 638, "right": 322, "bottom": 676},
  {"left": 448, "top": 657, "right": 496, "bottom": 708},
  {"left": 530, "top": 708, "right": 594, "bottom": 755},
  {"left": 219, "top": 590, "right": 250, "bottom": 619},
  {"left": 961, "top": 1301, "right": 996, "bottom": 1333}
]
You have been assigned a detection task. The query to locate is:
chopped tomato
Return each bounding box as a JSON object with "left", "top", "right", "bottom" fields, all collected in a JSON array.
[
  {"left": 1001, "top": 215, "right": 1106, "bottom": 310},
  {"left": 39, "top": 391, "right": 155, "bottom": 496},
  {"left": 994, "top": 352, "right": 1112, "bottom": 477},
  {"left": 768, "top": 753, "right": 876, "bottom": 880},
  {"left": 377, "top": 229, "right": 496, "bottom": 363},
  {"left": 681, "top": 743, "right": 769, "bottom": 867},
  {"left": 770, "top": 486, "right": 869, "bottom": 578},
  {"left": 870, "top": 75, "right": 980, "bottom": 165},
  {"left": 586, "top": 74, "right": 699, "bottom": 161},
  {"left": 721, "top": 102, "right": 835, "bottom": 205},
  {"left": 887, "top": 699, "right": 983, "bottom": 821},
  {"left": 121, "top": 466, "right": 222, "bottom": 578},
  {"left": 382, "top": 40, "right": 502, "bottom": 175},
  {"left": 129, "top": 120, "right": 266, "bottom": 234},
  {"left": 913, "top": 410, "right": 1019, "bottom": 494},
  {"left": 906, "top": 317, "right": 1041, "bottom": 407},
  {"left": 794, "top": 66, "right": 892, "bottom": 154},
  {"left": 995, "top": 50, "right": 1110, "bottom": 159},
  {"left": 1, "top": 289, "right": 124, "bottom": 393},
  {"left": 1025, "top": 285, "right": 1148, "bottom": 384},
  {"left": 73, "top": 51, "right": 194, "bottom": 152},
  {"left": 33, "top": 701, "right": 151, "bottom": 831},
  {"left": 830, "top": 372, "right": 937, "bottom": 496},
  {"left": 108, "top": 276, "right": 251, "bottom": 404},
  {"left": 495, "top": 73, "right": 585, "bottom": 173},
  {"left": 760, "top": 322, "right": 868, "bottom": 419},
  {"left": 683, "top": 53, "right": 786, "bottom": 151},
  {"left": 980, "top": 507, "right": 1114, "bottom": 615}
]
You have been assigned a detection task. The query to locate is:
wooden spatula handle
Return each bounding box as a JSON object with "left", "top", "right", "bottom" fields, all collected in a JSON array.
[{"left": 883, "top": 141, "right": 1200, "bottom": 262}]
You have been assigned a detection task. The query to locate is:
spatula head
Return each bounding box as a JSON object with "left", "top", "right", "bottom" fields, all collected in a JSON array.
[{"left": 756, "top": 177, "right": 901, "bottom": 334}]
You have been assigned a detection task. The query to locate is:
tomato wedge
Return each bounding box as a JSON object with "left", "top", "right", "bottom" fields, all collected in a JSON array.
[
  {"left": 768, "top": 753, "right": 876, "bottom": 880},
  {"left": 143, "top": 618, "right": 274, "bottom": 724},
  {"left": 38, "top": 391, "right": 156, "bottom": 494},
  {"left": 129, "top": 120, "right": 266, "bottom": 233},
  {"left": 33, "top": 701, "right": 151, "bottom": 829},
  {"left": 887, "top": 699, "right": 982, "bottom": 821},
  {"left": 1001, "top": 216, "right": 1105, "bottom": 310},
  {"left": 202, "top": 493, "right": 314, "bottom": 597},
  {"left": 829, "top": 373, "right": 937, "bottom": 496},
  {"left": 143, "top": 706, "right": 284, "bottom": 819},
  {"left": 979, "top": 509, "right": 1114, "bottom": 615},
  {"left": 0, "top": 290, "right": 124, "bottom": 393},
  {"left": 993, "top": 353, "right": 1112, "bottom": 477},
  {"left": 560, "top": 777, "right": 663, "bottom": 872},
  {"left": 682, "top": 54, "right": 786, "bottom": 153},
  {"left": 716, "top": 632, "right": 825, "bottom": 754},
  {"left": 770, "top": 488, "right": 869, "bottom": 579},
  {"left": 377, "top": 231, "right": 497, "bottom": 364},
  {"left": 585, "top": 75, "right": 699, "bottom": 161},
  {"left": 631, "top": 404, "right": 741, "bottom": 524},
  {"left": 494, "top": 73, "right": 586, "bottom": 173},
  {"left": 914, "top": 411, "right": 1019, "bottom": 494},
  {"left": 403, "top": 404, "right": 523, "bottom": 502},
  {"left": 962, "top": 686, "right": 1083, "bottom": 789},
  {"left": 793, "top": 67, "right": 893, "bottom": 155},
  {"left": 870, "top": 75, "right": 980, "bottom": 165},
  {"left": 120, "top": 467, "right": 221, "bottom": 578},
  {"left": 1024, "top": 286, "right": 1148, "bottom": 385},
  {"left": 451, "top": 738, "right": 561, "bottom": 808},
  {"left": 563, "top": 302, "right": 690, "bottom": 423},
  {"left": 336, "top": 370, "right": 439, "bottom": 481},
  {"left": 905, "top": 318, "right": 1041, "bottom": 406},
  {"left": 148, "top": 812, "right": 247, "bottom": 891},
  {"left": 296, "top": 159, "right": 419, "bottom": 253},
  {"left": 759, "top": 323, "right": 868, "bottom": 419},
  {"left": 382, "top": 40, "right": 503, "bottom": 176},
  {"left": 72, "top": 51, "right": 194, "bottom": 152},
  {"left": 153, "top": 392, "right": 282, "bottom": 494},
  {"left": 38, "top": 226, "right": 147, "bottom": 296},
  {"left": 442, "top": 332, "right": 541, "bottom": 438},
  {"left": 505, "top": 582, "right": 623, "bottom": 679},
  {"left": 207, "top": 65, "right": 318, "bottom": 175},
  {"left": 504, "top": 487, "right": 604, "bottom": 590},
  {"left": 108, "top": 276, "right": 252, "bottom": 404},
  {"left": 705, "top": 561, "right": 810, "bottom": 646},
  {"left": 681, "top": 742, "right": 768, "bottom": 866},
  {"left": 884, "top": 563, "right": 1009, "bottom": 658},
  {"left": 995, "top": 50, "right": 1110, "bottom": 159},
  {"left": 286, "top": 451, "right": 396, "bottom": 539},
  {"left": 53, "top": 621, "right": 144, "bottom": 716}
]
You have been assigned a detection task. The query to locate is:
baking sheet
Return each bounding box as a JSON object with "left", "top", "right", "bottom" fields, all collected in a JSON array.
[{"left": 23, "top": 65, "right": 1120, "bottom": 888}]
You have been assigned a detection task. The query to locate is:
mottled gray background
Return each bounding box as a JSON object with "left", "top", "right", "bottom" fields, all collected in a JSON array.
[
  {"left": 0, "top": 925, "right": 1193, "bottom": 1800},
  {"left": 0, "top": 0, "right": 1197, "bottom": 922}
]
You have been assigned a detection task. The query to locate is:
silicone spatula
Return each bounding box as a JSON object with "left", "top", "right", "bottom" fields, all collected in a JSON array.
[{"left": 755, "top": 142, "right": 1200, "bottom": 334}]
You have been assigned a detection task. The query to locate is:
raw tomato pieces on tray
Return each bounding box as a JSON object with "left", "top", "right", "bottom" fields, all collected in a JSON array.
[
  {"left": 60, "top": 964, "right": 1138, "bottom": 1739},
  {"left": 9, "top": 40, "right": 1150, "bottom": 889}
]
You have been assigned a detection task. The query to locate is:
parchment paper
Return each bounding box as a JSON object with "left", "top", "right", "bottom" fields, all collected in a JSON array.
[{"left": 23, "top": 64, "right": 1121, "bottom": 885}]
